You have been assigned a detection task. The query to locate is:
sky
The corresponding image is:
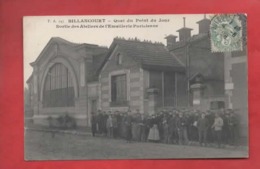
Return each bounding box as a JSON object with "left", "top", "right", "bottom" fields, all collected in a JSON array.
[{"left": 23, "top": 14, "right": 207, "bottom": 87}]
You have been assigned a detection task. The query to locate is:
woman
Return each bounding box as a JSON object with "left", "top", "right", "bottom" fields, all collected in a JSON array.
[{"left": 147, "top": 114, "right": 160, "bottom": 142}]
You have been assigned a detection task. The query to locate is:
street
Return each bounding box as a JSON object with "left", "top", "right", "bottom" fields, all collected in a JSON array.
[{"left": 24, "top": 130, "right": 248, "bottom": 160}]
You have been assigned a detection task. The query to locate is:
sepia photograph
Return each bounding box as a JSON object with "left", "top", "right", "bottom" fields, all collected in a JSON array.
[{"left": 23, "top": 14, "right": 248, "bottom": 160}]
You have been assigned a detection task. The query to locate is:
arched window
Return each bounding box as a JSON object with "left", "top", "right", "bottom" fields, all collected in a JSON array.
[{"left": 43, "top": 63, "right": 75, "bottom": 107}]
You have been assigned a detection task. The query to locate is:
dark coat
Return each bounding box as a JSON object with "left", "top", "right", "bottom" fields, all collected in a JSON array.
[
  {"left": 197, "top": 117, "right": 209, "bottom": 131},
  {"left": 176, "top": 116, "right": 188, "bottom": 129}
]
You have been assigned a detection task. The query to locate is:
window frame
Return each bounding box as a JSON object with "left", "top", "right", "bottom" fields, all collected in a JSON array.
[
  {"left": 111, "top": 74, "right": 127, "bottom": 106},
  {"left": 108, "top": 69, "right": 130, "bottom": 107},
  {"left": 116, "top": 53, "right": 122, "bottom": 65}
]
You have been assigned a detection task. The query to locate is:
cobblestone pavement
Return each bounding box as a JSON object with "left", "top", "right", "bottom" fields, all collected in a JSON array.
[{"left": 25, "top": 130, "right": 248, "bottom": 160}]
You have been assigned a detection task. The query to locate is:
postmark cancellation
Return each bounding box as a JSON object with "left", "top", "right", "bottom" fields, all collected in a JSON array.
[{"left": 210, "top": 14, "right": 243, "bottom": 52}]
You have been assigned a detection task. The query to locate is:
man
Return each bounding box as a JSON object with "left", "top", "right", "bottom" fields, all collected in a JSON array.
[
  {"left": 212, "top": 112, "right": 224, "bottom": 148},
  {"left": 125, "top": 111, "right": 133, "bottom": 143},
  {"left": 121, "top": 112, "right": 127, "bottom": 138},
  {"left": 222, "top": 112, "right": 230, "bottom": 144},
  {"left": 176, "top": 112, "right": 189, "bottom": 145},
  {"left": 97, "top": 110, "right": 103, "bottom": 134},
  {"left": 158, "top": 111, "right": 164, "bottom": 142},
  {"left": 112, "top": 113, "right": 118, "bottom": 138},
  {"left": 162, "top": 114, "right": 169, "bottom": 144},
  {"left": 135, "top": 111, "right": 143, "bottom": 142},
  {"left": 102, "top": 111, "right": 109, "bottom": 136},
  {"left": 131, "top": 113, "right": 138, "bottom": 141},
  {"left": 91, "top": 112, "right": 97, "bottom": 137},
  {"left": 140, "top": 113, "right": 149, "bottom": 142},
  {"left": 228, "top": 111, "right": 238, "bottom": 145},
  {"left": 168, "top": 112, "right": 178, "bottom": 144},
  {"left": 206, "top": 110, "right": 215, "bottom": 143},
  {"left": 116, "top": 111, "right": 123, "bottom": 138},
  {"left": 197, "top": 112, "right": 209, "bottom": 146}
]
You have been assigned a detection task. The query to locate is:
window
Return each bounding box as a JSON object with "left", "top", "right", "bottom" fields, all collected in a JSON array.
[
  {"left": 116, "top": 53, "right": 122, "bottom": 65},
  {"left": 111, "top": 74, "right": 127, "bottom": 106},
  {"left": 43, "top": 63, "right": 75, "bottom": 107}
]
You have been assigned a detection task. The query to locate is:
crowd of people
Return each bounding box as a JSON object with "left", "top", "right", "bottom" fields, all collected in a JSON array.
[{"left": 90, "top": 108, "right": 239, "bottom": 148}]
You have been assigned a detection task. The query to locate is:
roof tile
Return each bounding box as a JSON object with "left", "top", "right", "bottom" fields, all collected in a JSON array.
[{"left": 113, "top": 39, "right": 184, "bottom": 71}]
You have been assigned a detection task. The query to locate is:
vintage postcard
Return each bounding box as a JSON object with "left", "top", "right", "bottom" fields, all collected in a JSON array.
[{"left": 23, "top": 14, "right": 248, "bottom": 160}]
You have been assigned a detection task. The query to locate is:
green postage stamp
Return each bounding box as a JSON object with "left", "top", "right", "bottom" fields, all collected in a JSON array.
[{"left": 210, "top": 14, "right": 243, "bottom": 52}]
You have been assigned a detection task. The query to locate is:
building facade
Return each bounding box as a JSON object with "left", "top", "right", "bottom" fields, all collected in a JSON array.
[
  {"left": 27, "top": 37, "right": 186, "bottom": 126},
  {"left": 26, "top": 16, "right": 247, "bottom": 137},
  {"left": 27, "top": 37, "right": 108, "bottom": 126},
  {"left": 97, "top": 38, "right": 186, "bottom": 115},
  {"left": 166, "top": 17, "right": 225, "bottom": 111},
  {"left": 165, "top": 15, "right": 248, "bottom": 137}
]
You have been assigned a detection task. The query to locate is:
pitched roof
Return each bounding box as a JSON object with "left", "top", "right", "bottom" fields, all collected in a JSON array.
[
  {"left": 176, "top": 27, "right": 193, "bottom": 32},
  {"left": 165, "top": 34, "right": 178, "bottom": 39},
  {"left": 90, "top": 52, "right": 108, "bottom": 81},
  {"left": 98, "top": 38, "right": 185, "bottom": 73},
  {"left": 30, "top": 37, "right": 107, "bottom": 66}
]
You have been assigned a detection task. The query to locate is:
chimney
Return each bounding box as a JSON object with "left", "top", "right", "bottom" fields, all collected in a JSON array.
[
  {"left": 176, "top": 17, "right": 193, "bottom": 41},
  {"left": 196, "top": 14, "right": 211, "bottom": 34},
  {"left": 165, "top": 34, "right": 177, "bottom": 47}
]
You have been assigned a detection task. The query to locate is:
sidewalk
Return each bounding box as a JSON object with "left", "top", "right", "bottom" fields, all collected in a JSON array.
[{"left": 25, "top": 123, "right": 248, "bottom": 152}]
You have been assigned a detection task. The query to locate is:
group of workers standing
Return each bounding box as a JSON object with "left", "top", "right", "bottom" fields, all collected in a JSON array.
[{"left": 91, "top": 108, "right": 239, "bottom": 148}]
